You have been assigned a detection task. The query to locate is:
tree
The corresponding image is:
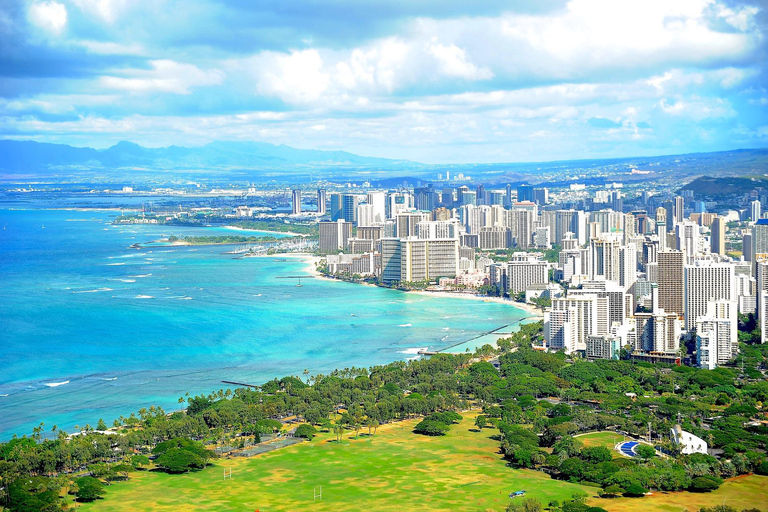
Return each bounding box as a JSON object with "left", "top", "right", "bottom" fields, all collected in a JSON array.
[
  {"left": 474, "top": 415, "right": 487, "bottom": 430},
  {"left": 295, "top": 424, "right": 316, "bottom": 441},
  {"left": 689, "top": 476, "right": 721, "bottom": 493},
  {"left": 74, "top": 476, "right": 106, "bottom": 502},
  {"left": 635, "top": 445, "right": 656, "bottom": 460},
  {"left": 623, "top": 482, "right": 648, "bottom": 497},
  {"left": 154, "top": 448, "right": 206, "bottom": 474},
  {"left": 507, "top": 497, "right": 542, "bottom": 512},
  {"left": 600, "top": 484, "right": 624, "bottom": 498},
  {"left": 413, "top": 419, "right": 449, "bottom": 436}
]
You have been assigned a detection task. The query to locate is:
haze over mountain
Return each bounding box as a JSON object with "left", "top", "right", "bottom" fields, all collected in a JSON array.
[{"left": 0, "top": 139, "right": 412, "bottom": 174}]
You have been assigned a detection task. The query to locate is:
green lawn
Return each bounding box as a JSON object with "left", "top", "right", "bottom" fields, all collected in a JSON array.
[
  {"left": 78, "top": 415, "right": 768, "bottom": 512},
  {"left": 79, "top": 413, "right": 594, "bottom": 512},
  {"left": 574, "top": 431, "right": 626, "bottom": 454}
]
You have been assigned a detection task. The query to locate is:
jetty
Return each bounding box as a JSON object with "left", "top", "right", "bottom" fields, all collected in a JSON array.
[
  {"left": 222, "top": 380, "right": 259, "bottom": 388},
  {"left": 418, "top": 325, "right": 510, "bottom": 355}
]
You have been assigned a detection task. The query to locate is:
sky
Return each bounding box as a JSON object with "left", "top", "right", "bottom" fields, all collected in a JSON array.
[{"left": 0, "top": 0, "right": 766, "bottom": 164}]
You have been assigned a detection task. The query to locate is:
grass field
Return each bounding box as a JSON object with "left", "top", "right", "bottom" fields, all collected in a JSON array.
[
  {"left": 78, "top": 414, "right": 768, "bottom": 512},
  {"left": 574, "top": 431, "right": 625, "bottom": 452}
]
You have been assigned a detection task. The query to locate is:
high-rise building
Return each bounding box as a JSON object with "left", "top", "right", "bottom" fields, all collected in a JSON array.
[
  {"left": 517, "top": 184, "right": 534, "bottom": 203},
  {"left": 291, "top": 189, "right": 302, "bottom": 215},
  {"left": 533, "top": 188, "right": 549, "bottom": 205},
  {"left": 675, "top": 196, "right": 685, "bottom": 224},
  {"left": 341, "top": 194, "right": 360, "bottom": 224},
  {"left": 752, "top": 200, "right": 762, "bottom": 222},
  {"left": 396, "top": 211, "right": 430, "bottom": 238},
  {"left": 657, "top": 251, "right": 685, "bottom": 317},
  {"left": 319, "top": 220, "right": 353, "bottom": 252},
  {"left": 317, "top": 189, "right": 327, "bottom": 215},
  {"left": 489, "top": 253, "right": 549, "bottom": 295},
  {"left": 663, "top": 200, "right": 675, "bottom": 229},
  {"left": 476, "top": 184, "right": 485, "bottom": 206},
  {"left": 400, "top": 238, "right": 460, "bottom": 283},
  {"left": 479, "top": 226, "right": 512, "bottom": 250},
  {"left": 743, "top": 232, "right": 754, "bottom": 262},
  {"left": 683, "top": 261, "right": 735, "bottom": 331},
  {"left": 330, "top": 193, "right": 342, "bottom": 221},
  {"left": 367, "top": 192, "right": 386, "bottom": 223},
  {"left": 676, "top": 221, "right": 700, "bottom": 259},
  {"left": 695, "top": 300, "right": 738, "bottom": 368},
  {"left": 546, "top": 294, "right": 608, "bottom": 353},
  {"left": 710, "top": 217, "right": 725, "bottom": 255},
  {"left": 754, "top": 219, "right": 768, "bottom": 256}
]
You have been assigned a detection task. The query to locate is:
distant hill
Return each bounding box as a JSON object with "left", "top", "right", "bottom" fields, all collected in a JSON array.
[
  {"left": 0, "top": 139, "right": 413, "bottom": 174},
  {"left": 680, "top": 175, "right": 768, "bottom": 197}
]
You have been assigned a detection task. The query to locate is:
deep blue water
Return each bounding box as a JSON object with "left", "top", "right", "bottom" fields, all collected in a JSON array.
[{"left": 0, "top": 207, "right": 527, "bottom": 439}]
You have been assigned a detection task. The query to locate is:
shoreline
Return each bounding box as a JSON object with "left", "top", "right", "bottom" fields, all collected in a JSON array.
[
  {"left": 224, "top": 225, "right": 303, "bottom": 237},
  {"left": 268, "top": 252, "right": 544, "bottom": 320}
]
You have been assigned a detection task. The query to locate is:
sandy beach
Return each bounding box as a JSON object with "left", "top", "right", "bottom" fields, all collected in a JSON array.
[
  {"left": 225, "top": 225, "right": 304, "bottom": 237},
  {"left": 404, "top": 290, "right": 544, "bottom": 318},
  {"left": 282, "top": 252, "right": 544, "bottom": 319}
]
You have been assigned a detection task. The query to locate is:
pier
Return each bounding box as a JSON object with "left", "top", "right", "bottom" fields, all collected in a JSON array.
[
  {"left": 418, "top": 325, "right": 510, "bottom": 355},
  {"left": 222, "top": 380, "right": 259, "bottom": 388}
]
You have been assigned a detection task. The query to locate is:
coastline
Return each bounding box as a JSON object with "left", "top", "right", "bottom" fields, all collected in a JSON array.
[
  {"left": 268, "top": 252, "right": 544, "bottom": 319},
  {"left": 224, "top": 225, "right": 303, "bottom": 237}
]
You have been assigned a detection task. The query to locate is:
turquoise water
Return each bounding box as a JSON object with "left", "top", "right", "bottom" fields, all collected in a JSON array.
[{"left": 0, "top": 207, "right": 528, "bottom": 439}]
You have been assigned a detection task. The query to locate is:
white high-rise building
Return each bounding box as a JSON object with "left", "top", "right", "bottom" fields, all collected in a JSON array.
[
  {"left": 676, "top": 221, "right": 700, "bottom": 259},
  {"left": 356, "top": 204, "right": 378, "bottom": 227},
  {"left": 752, "top": 200, "right": 762, "bottom": 223},
  {"left": 489, "top": 253, "right": 549, "bottom": 295},
  {"left": 695, "top": 299, "right": 738, "bottom": 369},
  {"left": 683, "top": 261, "right": 735, "bottom": 331},
  {"left": 546, "top": 294, "right": 608, "bottom": 353},
  {"left": 367, "top": 192, "right": 386, "bottom": 223}
]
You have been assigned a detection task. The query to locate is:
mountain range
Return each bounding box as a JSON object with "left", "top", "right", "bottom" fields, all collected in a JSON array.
[{"left": 0, "top": 140, "right": 412, "bottom": 174}]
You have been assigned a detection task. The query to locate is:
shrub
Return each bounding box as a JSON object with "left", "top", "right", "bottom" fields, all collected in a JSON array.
[
  {"left": 689, "top": 476, "right": 722, "bottom": 493},
  {"left": 295, "top": 424, "right": 316, "bottom": 440}
]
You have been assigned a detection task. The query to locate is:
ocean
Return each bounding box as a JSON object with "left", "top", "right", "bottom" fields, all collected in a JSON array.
[{"left": 0, "top": 206, "right": 528, "bottom": 439}]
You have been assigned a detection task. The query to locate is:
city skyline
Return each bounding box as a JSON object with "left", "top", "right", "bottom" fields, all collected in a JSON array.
[{"left": 1, "top": 0, "right": 766, "bottom": 163}]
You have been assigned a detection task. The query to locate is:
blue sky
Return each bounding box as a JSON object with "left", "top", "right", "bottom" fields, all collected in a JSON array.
[{"left": 0, "top": 0, "right": 766, "bottom": 163}]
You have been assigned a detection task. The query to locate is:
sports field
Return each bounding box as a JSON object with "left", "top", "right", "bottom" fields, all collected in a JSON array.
[
  {"left": 574, "top": 431, "right": 626, "bottom": 452},
  {"left": 78, "top": 414, "right": 768, "bottom": 511}
]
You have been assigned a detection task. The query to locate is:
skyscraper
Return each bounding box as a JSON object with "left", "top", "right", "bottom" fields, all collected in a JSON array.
[
  {"left": 317, "top": 189, "right": 327, "bottom": 215},
  {"left": 657, "top": 250, "right": 685, "bottom": 317},
  {"left": 675, "top": 196, "right": 685, "bottom": 224},
  {"left": 752, "top": 200, "right": 762, "bottom": 222},
  {"left": 517, "top": 184, "right": 534, "bottom": 202},
  {"left": 683, "top": 261, "right": 735, "bottom": 331},
  {"left": 291, "top": 189, "right": 302, "bottom": 215},
  {"left": 710, "top": 217, "right": 725, "bottom": 255}
]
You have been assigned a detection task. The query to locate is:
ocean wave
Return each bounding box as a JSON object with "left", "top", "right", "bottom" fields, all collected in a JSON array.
[
  {"left": 44, "top": 381, "right": 69, "bottom": 388},
  {"left": 135, "top": 295, "right": 154, "bottom": 299},
  {"left": 399, "top": 347, "right": 427, "bottom": 355},
  {"left": 106, "top": 262, "right": 125, "bottom": 266},
  {"left": 398, "top": 323, "right": 412, "bottom": 327},
  {"left": 103, "top": 377, "right": 117, "bottom": 381},
  {"left": 0, "top": 394, "right": 9, "bottom": 397},
  {"left": 442, "top": 327, "right": 450, "bottom": 331},
  {"left": 129, "top": 274, "right": 152, "bottom": 278},
  {"left": 73, "top": 287, "right": 113, "bottom": 293}
]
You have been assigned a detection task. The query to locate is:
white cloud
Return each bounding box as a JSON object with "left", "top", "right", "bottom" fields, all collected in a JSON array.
[
  {"left": 427, "top": 42, "right": 493, "bottom": 81},
  {"left": 658, "top": 97, "right": 736, "bottom": 120},
  {"left": 254, "top": 50, "right": 330, "bottom": 104},
  {"left": 28, "top": 1, "right": 67, "bottom": 35},
  {"left": 100, "top": 60, "right": 224, "bottom": 94},
  {"left": 71, "top": 0, "right": 130, "bottom": 23},
  {"left": 78, "top": 40, "right": 145, "bottom": 55}
]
